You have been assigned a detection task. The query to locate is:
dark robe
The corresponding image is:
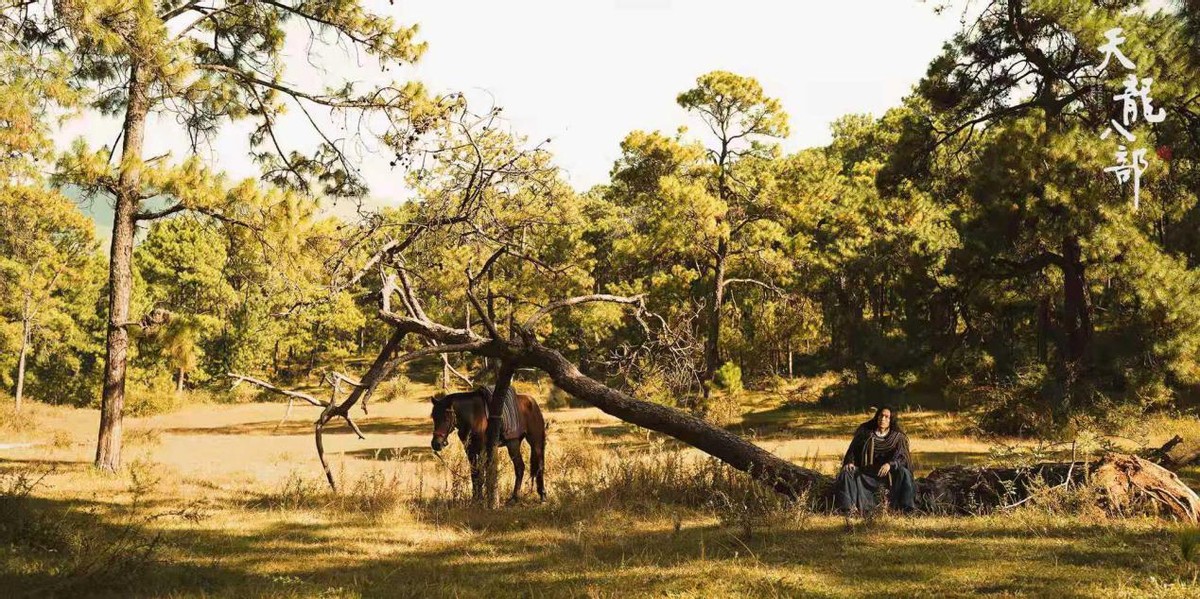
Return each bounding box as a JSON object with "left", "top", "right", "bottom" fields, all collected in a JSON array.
[{"left": 834, "top": 424, "right": 915, "bottom": 512}]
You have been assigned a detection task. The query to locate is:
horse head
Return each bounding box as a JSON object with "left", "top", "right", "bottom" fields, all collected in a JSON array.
[{"left": 430, "top": 394, "right": 457, "bottom": 452}]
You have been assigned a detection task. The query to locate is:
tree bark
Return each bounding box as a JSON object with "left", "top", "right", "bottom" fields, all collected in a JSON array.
[
  {"left": 376, "top": 309, "right": 825, "bottom": 497},
  {"left": 14, "top": 296, "right": 30, "bottom": 411},
  {"left": 1060, "top": 235, "right": 1091, "bottom": 366},
  {"left": 484, "top": 361, "right": 516, "bottom": 507},
  {"left": 525, "top": 341, "right": 821, "bottom": 496},
  {"left": 833, "top": 278, "right": 869, "bottom": 387},
  {"left": 1036, "top": 295, "right": 1050, "bottom": 363},
  {"left": 703, "top": 241, "right": 728, "bottom": 397},
  {"left": 313, "top": 330, "right": 407, "bottom": 489},
  {"left": 96, "top": 63, "right": 149, "bottom": 472}
]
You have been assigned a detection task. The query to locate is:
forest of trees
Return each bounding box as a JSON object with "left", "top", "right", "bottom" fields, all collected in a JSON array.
[{"left": 3, "top": 0, "right": 1200, "bottom": 471}]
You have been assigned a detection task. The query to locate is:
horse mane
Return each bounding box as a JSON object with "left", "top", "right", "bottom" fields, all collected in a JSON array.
[{"left": 435, "top": 389, "right": 486, "bottom": 409}]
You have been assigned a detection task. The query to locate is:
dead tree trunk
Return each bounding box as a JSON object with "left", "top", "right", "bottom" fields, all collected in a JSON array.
[
  {"left": 1144, "top": 435, "right": 1200, "bottom": 471},
  {"left": 527, "top": 343, "right": 821, "bottom": 496},
  {"left": 916, "top": 454, "right": 1200, "bottom": 522},
  {"left": 243, "top": 293, "right": 1200, "bottom": 521},
  {"left": 1060, "top": 235, "right": 1092, "bottom": 367},
  {"left": 373, "top": 304, "right": 826, "bottom": 497}
]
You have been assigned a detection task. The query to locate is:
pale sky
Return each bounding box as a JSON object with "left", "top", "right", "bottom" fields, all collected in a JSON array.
[{"left": 58, "top": 0, "right": 969, "bottom": 236}]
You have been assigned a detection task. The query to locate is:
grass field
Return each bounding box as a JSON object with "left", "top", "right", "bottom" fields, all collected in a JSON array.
[{"left": 2, "top": 377, "right": 1200, "bottom": 598}]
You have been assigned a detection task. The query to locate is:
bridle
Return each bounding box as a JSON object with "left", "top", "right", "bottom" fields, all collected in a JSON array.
[
  {"left": 430, "top": 398, "right": 473, "bottom": 484},
  {"left": 431, "top": 398, "right": 460, "bottom": 449}
]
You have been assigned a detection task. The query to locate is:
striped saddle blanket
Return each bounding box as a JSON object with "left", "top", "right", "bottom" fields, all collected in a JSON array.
[{"left": 485, "top": 385, "right": 525, "bottom": 442}]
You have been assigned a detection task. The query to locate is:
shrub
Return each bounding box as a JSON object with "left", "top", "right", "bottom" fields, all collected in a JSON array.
[
  {"left": 702, "top": 391, "right": 741, "bottom": 426},
  {"left": 0, "top": 466, "right": 68, "bottom": 553},
  {"left": 375, "top": 375, "right": 412, "bottom": 403},
  {"left": 125, "top": 371, "right": 181, "bottom": 416},
  {"left": 970, "top": 366, "right": 1057, "bottom": 436},
  {"left": 253, "top": 468, "right": 406, "bottom": 519},
  {"left": 339, "top": 468, "right": 405, "bottom": 517},
  {"left": 0, "top": 404, "right": 39, "bottom": 437},
  {"left": 1179, "top": 526, "right": 1200, "bottom": 563},
  {"left": 818, "top": 369, "right": 902, "bottom": 410},
  {"left": 255, "top": 470, "right": 326, "bottom": 512},
  {"left": 214, "top": 380, "right": 265, "bottom": 403},
  {"left": 545, "top": 385, "right": 587, "bottom": 410},
  {"left": 0, "top": 463, "right": 196, "bottom": 596},
  {"left": 712, "top": 361, "right": 743, "bottom": 395}
]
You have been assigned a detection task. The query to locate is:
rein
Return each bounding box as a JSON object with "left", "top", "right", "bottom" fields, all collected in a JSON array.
[
  {"left": 432, "top": 448, "right": 473, "bottom": 485},
  {"left": 431, "top": 397, "right": 473, "bottom": 484}
]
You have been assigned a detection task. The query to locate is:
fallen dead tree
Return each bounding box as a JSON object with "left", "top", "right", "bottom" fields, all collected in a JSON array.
[
  {"left": 224, "top": 105, "right": 835, "bottom": 506},
  {"left": 230, "top": 234, "right": 1200, "bottom": 520},
  {"left": 226, "top": 103, "right": 1200, "bottom": 520},
  {"left": 1144, "top": 435, "right": 1200, "bottom": 471},
  {"left": 915, "top": 453, "right": 1200, "bottom": 521}
]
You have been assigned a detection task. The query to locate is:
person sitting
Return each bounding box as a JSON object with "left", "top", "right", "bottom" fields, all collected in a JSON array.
[{"left": 833, "top": 405, "right": 915, "bottom": 514}]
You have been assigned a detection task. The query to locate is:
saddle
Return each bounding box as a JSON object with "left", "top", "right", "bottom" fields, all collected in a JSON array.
[{"left": 483, "top": 385, "right": 525, "bottom": 443}]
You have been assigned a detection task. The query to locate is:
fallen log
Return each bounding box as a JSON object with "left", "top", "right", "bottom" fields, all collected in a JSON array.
[
  {"left": 914, "top": 453, "right": 1200, "bottom": 522},
  {"left": 1143, "top": 435, "right": 1200, "bottom": 471},
  {"left": 1144, "top": 435, "right": 1184, "bottom": 465}
]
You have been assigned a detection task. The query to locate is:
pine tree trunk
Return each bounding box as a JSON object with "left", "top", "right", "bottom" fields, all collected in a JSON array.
[
  {"left": 14, "top": 305, "right": 30, "bottom": 411},
  {"left": 834, "top": 278, "right": 868, "bottom": 387},
  {"left": 1036, "top": 295, "right": 1050, "bottom": 363},
  {"left": 703, "top": 240, "right": 728, "bottom": 396},
  {"left": 441, "top": 359, "right": 449, "bottom": 392},
  {"left": 1060, "top": 235, "right": 1092, "bottom": 366},
  {"left": 177, "top": 368, "right": 185, "bottom": 394},
  {"left": 484, "top": 362, "right": 516, "bottom": 508},
  {"left": 96, "top": 63, "right": 149, "bottom": 473}
]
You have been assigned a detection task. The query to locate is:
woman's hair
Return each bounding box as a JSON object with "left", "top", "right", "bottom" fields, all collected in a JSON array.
[{"left": 858, "top": 405, "right": 903, "bottom": 434}]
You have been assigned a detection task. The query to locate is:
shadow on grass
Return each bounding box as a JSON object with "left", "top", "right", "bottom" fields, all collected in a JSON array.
[
  {"left": 160, "top": 416, "right": 431, "bottom": 437},
  {"left": 0, "top": 457, "right": 91, "bottom": 471},
  {"left": 0, "top": 487, "right": 1187, "bottom": 598},
  {"left": 343, "top": 447, "right": 437, "bottom": 462}
]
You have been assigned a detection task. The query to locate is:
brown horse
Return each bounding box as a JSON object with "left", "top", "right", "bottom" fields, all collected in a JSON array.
[{"left": 430, "top": 388, "right": 546, "bottom": 503}]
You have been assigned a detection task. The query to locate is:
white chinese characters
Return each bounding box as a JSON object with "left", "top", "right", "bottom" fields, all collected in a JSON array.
[{"left": 1096, "top": 27, "right": 1164, "bottom": 210}]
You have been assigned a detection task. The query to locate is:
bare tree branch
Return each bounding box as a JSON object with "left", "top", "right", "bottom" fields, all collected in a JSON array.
[
  {"left": 522, "top": 293, "right": 646, "bottom": 330},
  {"left": 227, "top": 373, "right": 323, "bottom": 407}
]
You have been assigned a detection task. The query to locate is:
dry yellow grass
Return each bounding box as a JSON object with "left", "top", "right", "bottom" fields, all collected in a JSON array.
[{"left": 1, "top": 380, "right": 1198, "bottom": 597}]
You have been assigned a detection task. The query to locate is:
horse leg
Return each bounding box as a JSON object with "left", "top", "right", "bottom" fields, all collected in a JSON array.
[
  {"left": 467, "top": 442, "right": 484, "bottom": 502},
  {"left": 531, "top": 435, "right": 546, "bottom": 502},
  {"left": 506, "top": 440, "right": 524, "bottom": 504}
]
